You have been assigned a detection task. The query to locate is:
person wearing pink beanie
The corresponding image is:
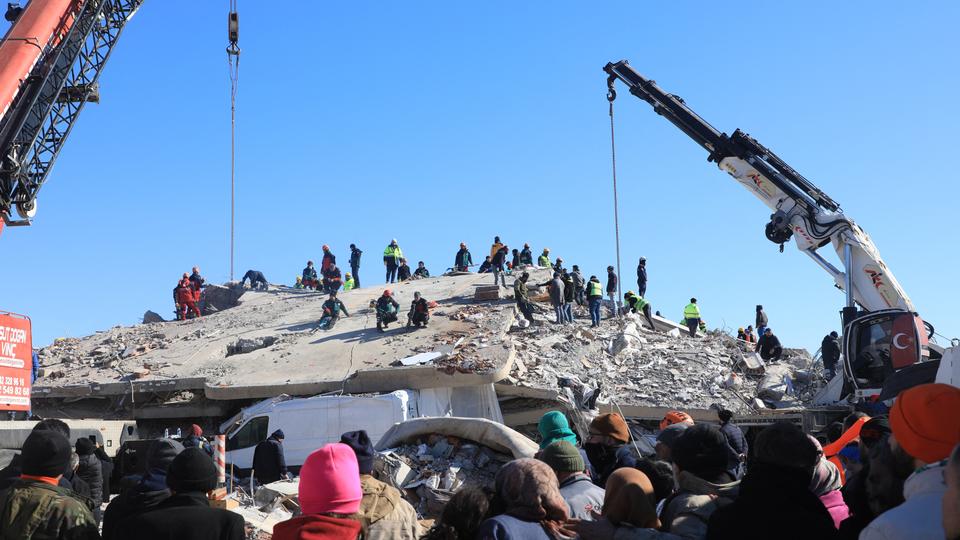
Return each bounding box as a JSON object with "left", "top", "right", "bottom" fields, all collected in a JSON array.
[{"left": 272, "top": 443, "right": 363, "bottom": 540}]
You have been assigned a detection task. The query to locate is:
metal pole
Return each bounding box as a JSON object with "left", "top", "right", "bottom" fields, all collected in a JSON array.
[
  {"left": 609, "top": 100, "right": 623, "bottom": 317},
  {"left": 227, "top": 5, "right": 240, "bottom": 281},
  {"left": 844, "top": 244, "right": 854, "bottom": 308}
]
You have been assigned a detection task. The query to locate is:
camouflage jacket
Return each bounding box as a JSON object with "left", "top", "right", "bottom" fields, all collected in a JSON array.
[{"left": 0, "top": 478, "right": 99, "bottom": 540}]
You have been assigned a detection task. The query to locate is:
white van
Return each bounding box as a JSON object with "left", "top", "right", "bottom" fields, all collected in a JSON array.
[{"left": 220, "top": 385, "right": 503, "bottom": 471}]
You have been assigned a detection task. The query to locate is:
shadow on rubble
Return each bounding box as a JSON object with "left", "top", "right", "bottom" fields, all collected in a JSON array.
[{"left": 309, "top": 326, "right": 389, "bottom": 345}]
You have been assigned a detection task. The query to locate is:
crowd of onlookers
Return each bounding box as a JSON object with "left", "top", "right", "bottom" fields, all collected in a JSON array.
[{"left": 0, "top": 382, "right": 955, "bottom": 539}]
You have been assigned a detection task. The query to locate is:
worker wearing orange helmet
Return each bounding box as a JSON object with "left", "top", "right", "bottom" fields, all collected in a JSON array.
[
  {"left": 375, "top": 289, "right": 400, "bottom": 332},
  {"left": 660, "top": 410, "right": 694, "bottom": 431},
  {"left": 176, "top": 273, "right": 201, "bottom": 320},
  {"left": 321, "top": 245, "right": 336, "bottom": 274}
]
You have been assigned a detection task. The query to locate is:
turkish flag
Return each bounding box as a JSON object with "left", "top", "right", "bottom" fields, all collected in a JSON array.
[{"left": 891, "top": 314, "right": 925, "bottom": 369}]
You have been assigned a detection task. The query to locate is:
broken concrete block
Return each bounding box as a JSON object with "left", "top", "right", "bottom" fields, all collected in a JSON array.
[
  {"left": 142, "top": 310, "right": 165, "bottom": 324},
  {"left": 199, "top": 284, "right": 245, "bottom": 314}
]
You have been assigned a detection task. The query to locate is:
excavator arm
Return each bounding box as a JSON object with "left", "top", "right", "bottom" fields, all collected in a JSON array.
[{"left": 603, "top": 60, "right": 914, "bottom": 316}]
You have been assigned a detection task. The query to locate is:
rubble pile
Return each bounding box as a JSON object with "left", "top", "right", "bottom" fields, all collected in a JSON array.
[
  {"left": 38, "top": 328, "right": 172, "bottom": 380},
  {"left": 504, "top": 312, "right": 823, "bottom": 413}
]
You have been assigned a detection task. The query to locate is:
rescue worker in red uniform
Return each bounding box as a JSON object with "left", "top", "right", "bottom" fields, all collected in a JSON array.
[
  {"left": 189, "top": 266, "right": 204, "bottom": 303},
  {"left": 322, "top": 264, "right": 343, "bottom": 294},
  {"left": 321, "top": 245, "right": 336, "bottom": 274},
  {"left": 176, "top": 273, "right": 201, "bottom": 320}
]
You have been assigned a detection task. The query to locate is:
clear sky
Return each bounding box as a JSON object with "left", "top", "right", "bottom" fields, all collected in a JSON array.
[{"left": 1, "top": 1, "right": 957, "bottom": 354}]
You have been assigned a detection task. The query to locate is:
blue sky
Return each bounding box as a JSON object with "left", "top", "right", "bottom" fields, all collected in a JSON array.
[{"left": 1, "top": 1, "right": 957, "bottom": 353}]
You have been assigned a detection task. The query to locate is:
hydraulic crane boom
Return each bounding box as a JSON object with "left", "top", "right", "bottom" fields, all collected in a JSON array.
[{"left": 604, "top": 60, "right": 914, "bottom": 317}]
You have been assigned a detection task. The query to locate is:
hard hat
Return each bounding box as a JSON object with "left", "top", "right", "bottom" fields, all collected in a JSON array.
[
  {"left": 557, "top": 257, "right": 563, "bottom": 262},
  {"left": 738, "top": 327, "right": 744, "bottom": 332},
  {"left": 322, "top": 244, "right": 329, "bottom": 251},
  {"left": 391, "top": 238, "right": 398, "bottom": 244},
  {"left": 383, "top": 289, "right": 392, "bottom": 296},
  {"left": 345, "top": 272, "right": 351, "bottom": 277},
  {"left": 544, "top": 248, "right": 550, "bottom": 252},
  {"left": 296, "top": 276, "right": 302, "bottom": 282},
  {"left": 660, "top": 411, "right": 694, "bottom": 431}
]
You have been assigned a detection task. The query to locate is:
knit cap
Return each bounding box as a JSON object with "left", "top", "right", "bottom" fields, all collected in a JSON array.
[
  {"left": 299, "top": 443, "right": 362, "bottom": 515},
  {"left": 589, "top": 413, "right": 630, "bottom": 444},
  {"left": 539, "top": 440, "right": 585, "bottom": 473},
  {"left": 22, "top": 430, "right": 71, "bottom": 477},
  {"left": 671, "top": 424, "right": 729, "bottom": 480},
  {"left": 190, "top": 424, "right": 203, "bottom": 437},
  {"left": 166, "top": 447, "right": 218, "bottom": 493},
  {"left": 656, "top": 423, "right": 689, "bottom": 450},
  {"left": 145, "top": 438, "right": 185, "bottom": 473},
  {"left": 890, "top": 383, "right": 960, "bottom": 463},
  {"left": 538, "top": 411, "right": 577, "bottom": 449},
  {"left": 75, "top": 437, "right": 95, "bottom": 456},
  {"left": 340, "top": 430, "right": 375, "bottom": 474}
]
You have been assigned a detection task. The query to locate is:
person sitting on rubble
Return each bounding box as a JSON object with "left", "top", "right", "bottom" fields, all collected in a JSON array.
[
  {"left": 538, "top": 248, "right": 552, "bottom": 268},
  {"left": 272, "top": 443, "right": 363, "bottom": 540},
  {"left": 737, "top": 327, "right": 747, "bottom": 341},
  {"left": 477, "top": 256, "right": 493, "bottom": 273},
  {"left": 623, "top": 291, "right": 656, "bottom": 331},
  {"left": 322, "top": 263, "right": 343, "bottom": 293},
  {"left": 421, "top": 486, "right": 491, "bottom": 540},
  {"left": 176, "top": 273, "right": 201, "bottom": 320},
  {"left": 476, "top": 458, "right": 573, "bottom": 540},
  {"left": 397, "top": 258, "right": 412, "bottom": 282},
  {"left": 343, "top": 272, "right": 356, "bottom": 292},
  {"left": 302, "top": 260, "right": 319, "bottom": 290},
  {"left": 319, "top": 292, "right": 350, "bottom": 331},
  {"left": 756, "top": 327, "right": 783, "bottom": 362},
  {"left": 407, "top": 291, "right": 430, "bottom": 328},
  {"left": 539, "top": 440, "right": 605, "bottom": 521},
  {"left": 294, "top": 276, "right": 304, "bottom": 289},
  {"left": 240, "top": 269, "right": 268, "bottom": 290},
  {"left": 454, "top": 242, "right": 473, "bottom": 272},
  {"left": 519, "top": 243, "right": 534, "bottom": 266},
  {"left": 584, "top": 413, "right": 638, "bottom": 488},
  {"left": 188, "top": 266, "right": 205, "bottom": 303},
  {"left": 340, "top": 430, "right": 422, "bottom": 540},
  {"left": 376, "top": 290, "right": 400, "bottom": 332},
  {"left": 413, "top": 261, "right": 430, "bottom": 279}
]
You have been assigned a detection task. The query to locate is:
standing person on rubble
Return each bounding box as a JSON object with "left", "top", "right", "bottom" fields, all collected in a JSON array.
[
  {"left": 302, "top": 261, "right": 319, "bottom": 290},
  {"left": 176, "top": 273, "right": 201, "bottom": 320},
  {"left": 587, "top": 275, "right": 604, "bottom": 328},
  {"left": 407, "top": 292, "right": 430, "bottom": 328},
  {"left": 323, "top": 263, "right": 344, "bottom": 293},
  {"left": 756, "top": 305, "right": 768, "bottom": 336},
  {"left": 571, "top": 265, "right": 586, "bottom": 306},
  {"left": 605, "top": 266, "right": 619, "bottom": 317},
  {"left": 584, "top": 413, "right": 638, "bottom": 488},
  {"left": 252, "top": 430, "right": 287, "bottom": 485},
  {"left": 321, "top": 245, "right": 336, "bottom": 274},
  {"left": 492, "top": 244, "right": 509, "bottom": 287},
  {"left": 319, "top": 292, "right": 350, "bottom": 330},
  {"left": 455, "top": 242, "right": 473, "bottom": 271},
  {"left": 514, "top": 272, "right": 536, "bottom": 326},
  {"left": 756, "top": 327, "right": 783, "bottom": 361},
  {"left": 540, "top": 440, "right": 605, "bottom": 521},
  {"left": 821, "top": 331, "right": 841, "bottom": 379},
  {"left": 544, "top": 272, "right": 566, "bottom": 325},
  {"left": 511, "top": 248, "right": 521, "bottom": 269},
  {"left": 397, "top": 258, "right": 412, "bottom": 282},
  {"left": 744, "top": 324, "right": 756, "bottom": 343},
  {"left": 340, "top": 431, "right": 422, "bottom": 540},
  {"left": 349, "top": 243, "right": 362, "bottom": 288},
  {"left": 490, "top": 236, "right": 504, "bottom": 260},
  {"left": 383, "top": 239, "right": 403, "bottom": 284},
  {"left": 683, "top": 298, "right": 701, "bottom": 337},
  {"left": 636, "top": 257, "right": 647, "bottom": 297},
  {"left": 561, "top": 271, "right": 575, "bottom": 323},
  {"left": 189, "top": 266, "right": 205, "bottom": 304},
  {"left": 538, "top": 248, "right": 552, "bottom": 268},
  {"left": 376, "top": 290, "right": 401, "bottom": 332},
  {"left": 623, "top": 291, "right": 656, "bottom": 331},
  {"left": 520, "top": 243, "right": 534, "bottom": 266}
]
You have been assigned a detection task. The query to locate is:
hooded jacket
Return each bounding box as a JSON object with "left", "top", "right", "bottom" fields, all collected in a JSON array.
[
  {"left": 253, "top": 435, "right": 287, "bottom": 484},
  {"left": 0, "top": 478, "right": 99, "bottom": 540},
  {"left": 858, "top": 462, "right": 947, "bottom": 540},
  {"left": 660, "top": 470, "right": 739, "bottom": 539},
  {"left": 76, "top": 453, "right": 103, "bottom": 507},
  {"left": 357, "top": 475, "right": 421, "bottom": 540},
  {"left": 113, "top": 491, "right": 244, "bottom": 540},
  {"left": 272, "top": 513, "right": 362, "bottom": 540}
]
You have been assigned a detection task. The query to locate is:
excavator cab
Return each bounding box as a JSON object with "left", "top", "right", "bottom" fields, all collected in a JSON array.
[{"left": 842, "top": 309, "right": 930, "bottom": 400}]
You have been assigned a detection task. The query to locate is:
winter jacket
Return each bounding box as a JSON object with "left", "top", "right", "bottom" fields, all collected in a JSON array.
[
  {"left": 606, "top": 272, "right": 618, "bottom": 294},
  {"left": 818, "top": 489, "right": 850, "bottom": 529},
  {"left": 383, "top": 245, "right": 403, "bottom": 265},
  {"left": 477, "top": 513, "right": 554, "bottom": 540},
  {"left": 514, "top": 280, "right": 530, "bottom": 304},
  {"left": 321, "top": 252, "right": 336, "bottom": 273},
  {"left": 114, "top": 491, "right": 244, "bottom": 540},
  {"left": 414, "top": 266, "right": 430, "bottom": 279},
  {"left": 637, "top": 264, "right": 647, "bottom": 285},
  {"left": 350, "top": 247, "right": 362, "bottom": 268},
  {"left": 102, "top": 471, "right": 172, "bottom": 540},
  {"left": 455, "top": 248, "right": 473, "bottom": 269},
  {"left": 62, "top": 469, "right": 93, "bottom": 509},
  {"left": 590, "top": 445, "right": 639, "bottom": 489},
  {"left": 303, "top": 266, "right": 318, "bottom": 281},
  {"left": 492, "top": 247, "right": 508, "bottom": 269},
  {"left": 182, "top": 435, "right": 212, "bottom": 457},
  {"left": 76, "top": 452, "right": 103, "bottom": 507},
  {"left": 587, "top": 279, "right": 603, "bottom": 299},
  {"left": 858, "top": 462, "right": 946, "bottom": 540},
  {"left": 0, "top": 454, "right": 71, "bottom": 491},
  {"left": 478, "top": 260, "right": 492, "bottom": 273},
  {"left": 571, "top": 270, "right": 585, "bottom": 291},
  {"left": 756, "top": 309, "right": 768, "bottom": 328},
  {"left": 519, "top": 248, "right": 533, "bottom": 265},
  {"left": 490, "top": 242, "right": 504, "bottom": 261},
  {"left": 376, "top": 296, "right": 400, "bottom": 315},
  {"left": 659, "top": 471, "right": 738, "bottom": 539},
  {"left": 719, "top": 421, "right": 748, "bottom": 471},
  {"left": 756, "top": 333, "right": 783, "bottom": 359},
  {"left": 821, "top": 335, "right": 841, "bottom": 367},
  {"left": 706, "top": 463, "right": 838, "bottom": 540},
  {"left": 96, "top": 447, "right": 114, "bottom": 496},
  {"left": 397, "top": 264, "right": 412, "bottom": 281},
  {"left": 561, "top": 275, "right": 575, "bottom": 303},
  {"left": 559, "top": 473, "right": 604, "bottom": 520},
  {"left": 357, "top": 475, "right": 422, "bottom": 540},
  {"left": 175, "top": 284, "right": 195, "bottom": 304},
  {"left": 252, "top": 436, "right": 287, "bottom": 484},
  {"left": 273, "top": 513, "right": 362, "bottom": 540},
  {"left": 189, "top": 272, "right": 204, "bottom": 293},
  {"left": 548, "top": 278, "right": 565, "bottom": 307},
  {"left": 0, "top": 478, "right": 99, "bottom": 540},
  {"left": 322, "top": 299, "right": 349, "bottom": 318}
]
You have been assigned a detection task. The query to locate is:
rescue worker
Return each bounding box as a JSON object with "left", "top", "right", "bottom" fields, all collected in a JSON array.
[
  {"left": 350, "top": 243, "right": 362, "bottom": 288},
  {"left": 321, "top": 245, "right": 336, "bottom": 274},
  {"left": 511, "top": 248, "right": 521, "bottom": 269},
  {"left": 477, "top": 256, "right": 492, "bottom": 273},
  {"left": 514, "top": 272, "right": 535, "bottom": 325},
  {"left": 545, "top": 272, "right": 565, "bottom": 324},
  {"left": 454, "top": 242, "right": 473, "bottom": 271},
  {"left": 376, "top": 290, "right": 400, "bottom": 332},
  {"left": 490, "top": 236, "right": 504, "bottom": 261},
  {"left": 413, "top": 261, "right": 430, "bottom": 279},
  {"left": 737, "top": 327, "right": 748, "bottom": 341},
  {"left": 554, "top": 257, "right": 566, "bottom": 275},
  {"left": 322, "top": 263, "right": 343, "bottom": 293},
  {"left": 683, "top": 298, "right": 701, "bottom": 337},
  {"left": 756, "top": 304, "right": 768, "bottom": 336},
  {"left": 587, "top": 275, "right": 604, "bottom": 327},
  {"left": 519, "top": 243, "right": 534, "bottom": 266},
  {"left": 571, "top": 265, "right": 585, "bottom": 306},
  {"left": 538, "top": 248, "right": 552, "bottom": 268},
  {"left": 624, "top": 291, "right": 656, "bottom": 330},
  {"left": 491, "top": 244, "right": 508, "bottom": 287},
  {"left": 294, "top": 276, "right": 304, "bottom": 289},
  {"left": 407, "top": 291, "right": 430, "bottom": 328},
  {"left": 343, "top": 272, "right": 356, "bottom": 292},
  {"left": 636, "top": 257, "right": 647, "bottom": 297},
  {"left": 756, "top": 327, "right": 783, "bottom": 361},
  {"left": 561, "top": 271, "right": 575, "bottom": 323},
  {"left": 176, "top": 274, "right": 200, "bottom": 320},
  {"left": 744, "top": 325, "right": 756, "bottom": 343},
  {"left": 319, "top": 292, "right": 350, "bottom": 331},
  {"left": 240, "top": 269, "right": 268, "bottom": 290},
  {"left": 821, "top": 331, "right": 841, "bottom": 379},
  {"left": 606, "top": 266, "right": 619, "bottom": 317},
  {"left": 302, "top": 261, "right": 319, "bottom": 290},
  {"left": 397, "top": 258, "right": 412, "bottom": 282},
  {"left": 383, "top": 239, "right": 403, "bottom": 284},
  {"left": 189, "top": 266, "right": 204, "bottom": 303}
]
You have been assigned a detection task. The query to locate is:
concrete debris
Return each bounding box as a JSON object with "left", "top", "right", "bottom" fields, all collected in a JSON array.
[
  {"left": 199, "top": 283, "right": 245, "bottom": 314},
  {"left": 142, "top": 310, "right": 165, "bottom": 324},
  {"left": 226, "top": 336, "right": 278, "bottom": 357}
]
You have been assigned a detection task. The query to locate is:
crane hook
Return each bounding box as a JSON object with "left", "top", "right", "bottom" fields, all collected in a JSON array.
[{"left": 606, "top": 75, "right": 617, "bottom": 102}]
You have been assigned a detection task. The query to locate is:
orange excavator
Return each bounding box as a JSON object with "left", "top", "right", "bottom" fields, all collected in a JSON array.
[{"left": 0, "top": 0, "right": 143, "bottom": 233}]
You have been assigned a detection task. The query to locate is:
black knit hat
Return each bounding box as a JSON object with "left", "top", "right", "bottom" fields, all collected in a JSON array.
[
  {"left": 340, "top": 430, "right": 375, "bottom": 474},
  {"left": 146, "top": 438, "right": 185, "bottom": 473},
  {"left": 166, "top": 447, "right": 218, "bottom": 493},
  {"left": 75, "top": 437, "right": 95, "bottom": 456},
  {"left": 22, "top": 430, "right": 71, "bottom": 477},
  {"left": 671, "top": 424, "right": 729, "bottom": 481}
]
